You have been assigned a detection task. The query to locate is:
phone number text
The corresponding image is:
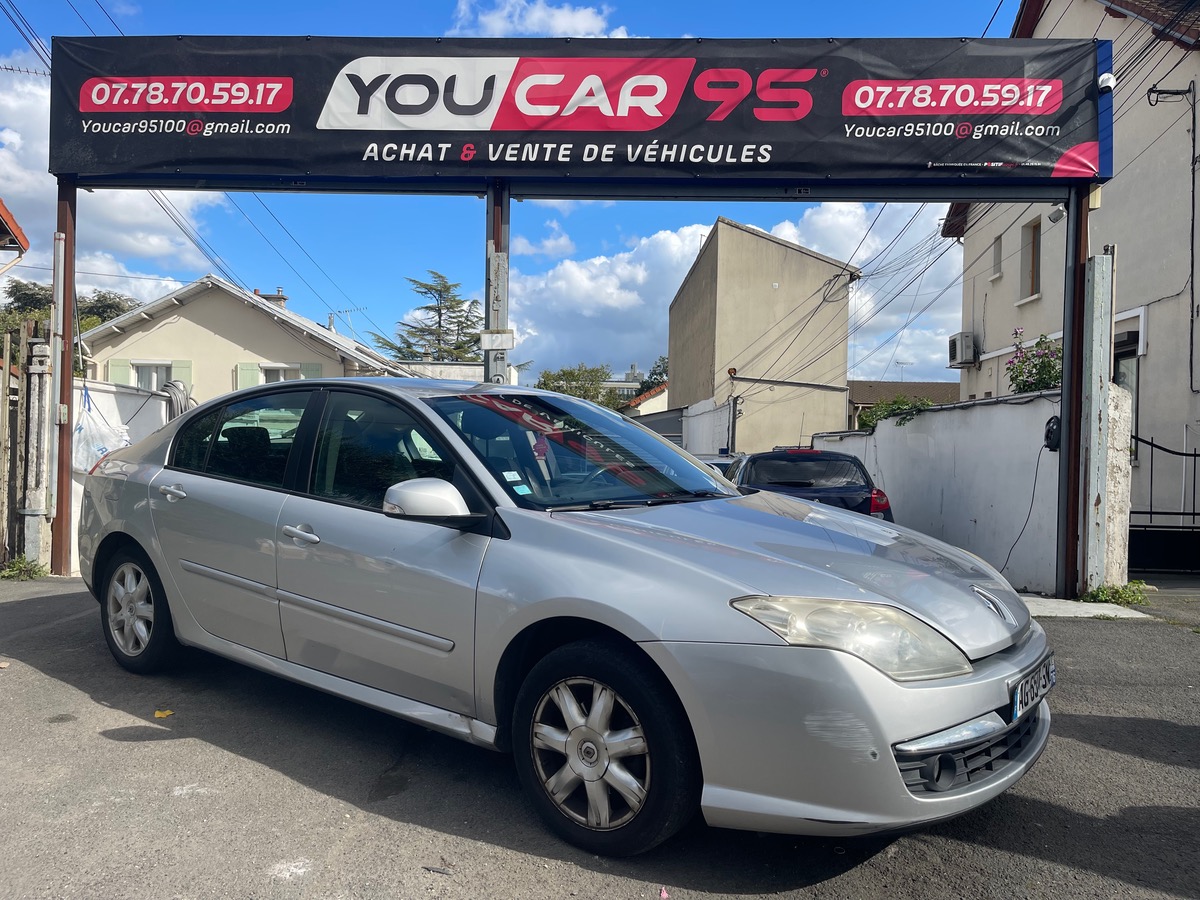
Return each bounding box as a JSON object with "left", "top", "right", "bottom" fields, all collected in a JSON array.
[
  {"left": 79, "top": 77, "right": 294, "bottom": 113},
  {"left": 843, "top": 78, "right": 1062, "bottom": 116}
]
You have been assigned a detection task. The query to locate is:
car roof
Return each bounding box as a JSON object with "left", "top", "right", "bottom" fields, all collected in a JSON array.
[{"left": 744, "top": 449, "right": 862, "bottom": 462}]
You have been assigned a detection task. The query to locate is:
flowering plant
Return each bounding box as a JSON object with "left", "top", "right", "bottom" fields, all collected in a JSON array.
[{"left": 1005, "top": 327, "right": 1062, "bottom": 393}]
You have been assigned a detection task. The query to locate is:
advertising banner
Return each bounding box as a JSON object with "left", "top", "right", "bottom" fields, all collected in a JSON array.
[{"left": 50, "top": 36, "right": 1112, "bottom": 193}]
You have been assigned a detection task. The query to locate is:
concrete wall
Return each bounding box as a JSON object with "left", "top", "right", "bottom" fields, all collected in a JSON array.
[
  {"left": 85, "top": 285, "right": 351, "bottom": 402},
  {"left": 814, "top": 393, "right": 1062, "bottom": 594},
  {"left": 668, "top": 231, "right": 719, "bottom": 408},
  {"left": 957, "top": 0, "right": 1200, "bottom": 524},
  {"left": 671, "top": 219, "right": 853, "bottom": 453},
  {"left": 682, "top": 396, "right": 732, "bottom": 455}
]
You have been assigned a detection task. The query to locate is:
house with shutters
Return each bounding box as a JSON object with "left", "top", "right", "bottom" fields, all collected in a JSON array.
[{"left": 80, "top": 275, "right": 410, "bottom": 402}]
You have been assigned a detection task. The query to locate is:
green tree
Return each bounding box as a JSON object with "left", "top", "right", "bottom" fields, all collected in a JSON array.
[
  {"left": 3, "top": 278, "right": 52, "bottom": 314},
  {"left": 2, "top": 280, "right": 138, "bottom": 372},
  {"left": 371, "top": 271, "right": 483, "bottom": 362},
  {"left": 857, "top": 394, "right": 932, "bottom": 429},
  {"left": 535, "top": 362, "right": 622, "bottom": 409},
  {"left": 79, "top": 289, "right": 137, "bottom": 322},
  {"left": 638, "top": 355, "right": 668, "bottom": 394}
]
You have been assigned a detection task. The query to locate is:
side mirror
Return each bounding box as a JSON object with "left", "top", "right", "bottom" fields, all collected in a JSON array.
[{"left": 383, "top": 478, "right": 486, "bottom": 530}]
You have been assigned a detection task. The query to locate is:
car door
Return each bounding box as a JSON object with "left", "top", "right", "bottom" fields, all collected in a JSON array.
[
  {"left": 149, "top": 388, "right": 313, "bottom": 658},
  {"left": 275, "top": 389, "right": 489, "bottom": 716}
]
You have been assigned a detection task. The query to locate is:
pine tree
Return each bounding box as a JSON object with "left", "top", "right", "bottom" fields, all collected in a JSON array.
[{"left": 371, "top": 271, "right": 483, "bottom": 362}]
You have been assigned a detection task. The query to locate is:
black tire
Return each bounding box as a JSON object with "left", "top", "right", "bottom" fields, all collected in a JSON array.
[
  {"left": 512, "top": 640, "right": 700, "bottom": 856},
  {"left": 100, "top": 547, "right": 179, "bottom": 674}
]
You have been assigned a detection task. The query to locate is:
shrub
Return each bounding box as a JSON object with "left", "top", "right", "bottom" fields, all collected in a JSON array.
[
  {"left": 858, "top": 395, "right": 932, "bottom": 429},
  {"left": 1006, "top": 328, "right": 1062, "bottom": 393},
  {"left": 0, "top": 556, "right": 49, "bottom": 581},
  {"left": 1079, "top": 580, "right": 1148, "bottom": 606}
]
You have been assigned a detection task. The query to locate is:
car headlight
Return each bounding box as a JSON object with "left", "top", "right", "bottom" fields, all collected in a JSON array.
[{"left": 730, "top": 596, "right": 972, "bottom": 681}]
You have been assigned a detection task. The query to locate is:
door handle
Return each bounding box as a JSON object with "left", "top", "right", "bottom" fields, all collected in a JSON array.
[
  {"left": 281, "top": 524, "right": 321, "bottom": 545},
  {"left": 158, "top": 484, "right": 187, "bottom": 501}
]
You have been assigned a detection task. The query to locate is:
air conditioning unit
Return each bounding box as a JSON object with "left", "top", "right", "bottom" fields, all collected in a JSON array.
[{"left": 948, "top": 332, "right": 977, "bottom": 368}]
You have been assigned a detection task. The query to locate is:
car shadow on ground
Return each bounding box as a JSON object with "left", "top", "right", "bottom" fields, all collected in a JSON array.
[
  {"left": 4, "top": 587, "right": 1196, "bottom": 896},
  {"left": 1051, "top": 712, "right": 1199, "bottom": 770},
  {"left": 1, "top": 588, "right": 889, "bottom": 894}
]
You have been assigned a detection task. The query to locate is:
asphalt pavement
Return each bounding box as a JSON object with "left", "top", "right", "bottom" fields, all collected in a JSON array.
[{"left": 0, "top": 577, "right": 1196, "bottom": 899}]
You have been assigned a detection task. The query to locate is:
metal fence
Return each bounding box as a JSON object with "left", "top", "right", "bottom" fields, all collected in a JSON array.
[{"left": 1128, "top": 435, "right": 1199, "bottom": 572}]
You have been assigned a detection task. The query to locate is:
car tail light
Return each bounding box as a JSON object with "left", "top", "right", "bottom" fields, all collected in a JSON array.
[{"left": 870, "top": 488, "right": 891, "bottom": 516}]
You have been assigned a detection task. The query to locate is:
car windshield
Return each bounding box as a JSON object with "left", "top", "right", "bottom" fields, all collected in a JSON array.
[
  {"left": 424, "top": 392, "right": 738, "bottom": 509},
  {"left": 746, "top": 456, "right": 868, "bottom": 489}
]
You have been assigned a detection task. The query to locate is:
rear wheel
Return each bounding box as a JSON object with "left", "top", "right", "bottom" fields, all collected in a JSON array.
[
  {"left": 512, "top": 640, "right": 700, "bottom": 856},
  {"left": 100, "top": 548, "right": 178, "bottom": 674}
]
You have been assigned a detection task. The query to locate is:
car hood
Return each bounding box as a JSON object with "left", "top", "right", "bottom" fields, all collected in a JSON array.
[{"left": 552, "top": 491, "right": 1029, "bottom": 659}]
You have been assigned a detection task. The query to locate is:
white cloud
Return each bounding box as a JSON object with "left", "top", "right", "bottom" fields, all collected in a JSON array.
[
  {"left": 511, "top": 220, "right": 576, "bottom": 258},
  {"left": 768, "top": 203, "right": 964, "bottom": 384},
  {"left": 528, "top": 198, "right": 616, "bottom": 215},
  {"left": 0, "top": 58, "right": 224, "bottom": 300},
  {"left": 510, "top": 223, "right": 709, "bottom": 377},
  {"left": 508, "top": 204, "right": 965, "bottom": 387},
  {"left": 451, "top": 0, "right": 629, "bottom": 37}
]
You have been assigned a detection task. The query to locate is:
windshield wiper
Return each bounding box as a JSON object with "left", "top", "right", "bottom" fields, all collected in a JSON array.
[{"left": 547, "top": 490, "right": 733, "bottom": 512}]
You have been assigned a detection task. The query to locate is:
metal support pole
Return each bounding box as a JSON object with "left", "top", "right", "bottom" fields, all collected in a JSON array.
[
  {"left": 482, "top": 182, "right": 513, "bottom": 384},
  {"left": 51, "top": 177, "right": 77, "bottom": 575},
  {"left": 1056, "top": 186, "right": 1088, "bottom": 599}
]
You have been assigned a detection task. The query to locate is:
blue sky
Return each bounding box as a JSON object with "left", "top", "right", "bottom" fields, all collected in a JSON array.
[{"left": 1, "top": 1, "right": 1024, "bottom": 384}]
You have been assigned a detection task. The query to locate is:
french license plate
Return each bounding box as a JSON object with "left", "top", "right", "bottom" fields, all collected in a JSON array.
[{"left": 1012, "top": 654, "right": 1056, "bottom": 722}]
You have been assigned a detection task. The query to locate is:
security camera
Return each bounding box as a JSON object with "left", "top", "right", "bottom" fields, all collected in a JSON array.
[
  {"left": 1048, "top": 203, "right": 1067, "bottom": 224},
  {"left": 1098, "top": 73, "right": 1116, "bottom": 93}
]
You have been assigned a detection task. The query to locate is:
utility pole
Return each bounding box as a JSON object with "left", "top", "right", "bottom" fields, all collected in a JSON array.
[
  {"left": 482, "top": 182, "right": 514, "bottom": 384},
  {"left": 50, "top": 177, "right": 77, "bottom": 576}
]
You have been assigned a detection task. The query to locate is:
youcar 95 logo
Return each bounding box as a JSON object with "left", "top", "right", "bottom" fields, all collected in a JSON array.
[{"left": 315, "top": 57, "right": 817, "bottom": 132}]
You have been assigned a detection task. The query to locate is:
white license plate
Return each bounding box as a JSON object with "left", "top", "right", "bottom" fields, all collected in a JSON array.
[{"left": 1012, "top": 654, "right": 1056, "bottom": 722}]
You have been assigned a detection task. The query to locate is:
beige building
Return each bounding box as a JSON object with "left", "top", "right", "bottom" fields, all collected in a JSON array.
[
  {"left": 81, "top": 275, "right": 409, "bottom": 401},
  {"left": 668, "top": 218, "right": 857, "bottom": 453},
  {"left": 945, "top": 0, "right": 1200, "bottom": 569}
]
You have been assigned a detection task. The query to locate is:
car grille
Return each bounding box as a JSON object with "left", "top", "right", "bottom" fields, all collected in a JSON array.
[{"left": 894, "top": 707, "right": 1042, "bottom": 795}]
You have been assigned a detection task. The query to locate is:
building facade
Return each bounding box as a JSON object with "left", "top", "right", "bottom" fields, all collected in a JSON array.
[
  {"left": 81, "top": 276, "right": 407, "bottom": 402},
  {"left": 669, "top": 218, "right": 857, "bottom": 453},
  {"left": 947, "top": 0, "right": 1200, "bottom": 565}
]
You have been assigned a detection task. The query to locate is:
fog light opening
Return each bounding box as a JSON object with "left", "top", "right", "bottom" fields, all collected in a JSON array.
[{"left": 921, "top": 753, "right": 959, "bottom": 792}]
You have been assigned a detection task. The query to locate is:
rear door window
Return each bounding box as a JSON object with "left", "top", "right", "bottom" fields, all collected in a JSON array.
[{"left": 171, "top": 391, "right": 311, "bottom": 488}]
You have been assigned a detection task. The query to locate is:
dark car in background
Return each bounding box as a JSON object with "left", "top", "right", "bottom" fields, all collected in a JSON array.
[
  {"left": 693, "top": 453, "right": 744, "bottom": 476},
  {"left": 725, "top": 448, "right": 894, "bottom": 521}
]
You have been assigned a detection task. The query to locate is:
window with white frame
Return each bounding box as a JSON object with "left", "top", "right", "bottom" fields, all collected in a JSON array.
[
  {"left": 262, "top": 365, "right": 302, "bottom": 383},
  {"left": 991, "top": 235, "right": 1002, "bottom": 279},
  {"left": 132, "top": 361, "right": 171, "bottom": 391}
]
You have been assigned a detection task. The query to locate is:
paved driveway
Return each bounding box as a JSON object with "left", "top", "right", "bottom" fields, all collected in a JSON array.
[{"left": 1, "top": 579, "right": 1196, "bottom": 899}]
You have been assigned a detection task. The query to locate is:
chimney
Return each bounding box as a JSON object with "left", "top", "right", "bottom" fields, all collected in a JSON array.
[
  {"left": 327, "top": 314, "right": 336, "bottom": 333},
  {"left": 257, "top": 286, "right": 288, "bottom": 307}
]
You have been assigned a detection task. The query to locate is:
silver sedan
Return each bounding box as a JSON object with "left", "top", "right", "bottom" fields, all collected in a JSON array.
[{"left": 79, "top": 379, "right": 1054, "bottom": 856}]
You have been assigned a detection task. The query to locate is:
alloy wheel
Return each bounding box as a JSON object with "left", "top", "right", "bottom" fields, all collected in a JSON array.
[{"left": 529, "top": 677, "right": 651, "bottom": 830}]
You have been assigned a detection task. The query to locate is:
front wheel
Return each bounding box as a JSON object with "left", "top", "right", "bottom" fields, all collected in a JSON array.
[
  {"left": 512, "top": 640, "right": 700, "bottom": 856},
  {"left": 100, "top": 548, "right": 179, "bottom": 674}
]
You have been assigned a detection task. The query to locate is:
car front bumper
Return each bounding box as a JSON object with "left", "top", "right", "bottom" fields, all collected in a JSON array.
[{"left": 639, "top": 620, "right": 1051, "bottom": 836}]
